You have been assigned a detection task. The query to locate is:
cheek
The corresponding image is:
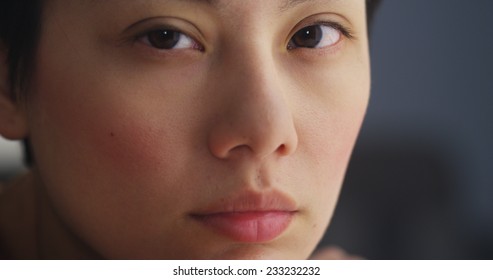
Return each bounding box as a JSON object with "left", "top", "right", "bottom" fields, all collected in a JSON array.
[
  {"left": 26, "top": 43, "right": 204, "bottom": 256},
  {"left": 31, "top": 81, "right": 173, "bottom": 178},
  {"left": 28, "top": 49, "right": 196, "bottom": 182},
  {"left": 296, "top": 70, "right": 369, "bottom": 180},
  {"left": 300, "top": 106, "right": 366, "bottom": 202},
  {"left": 291, "top": 44, "right": 370, "bottom": 170},
  {"left": 86, "top": 113, "right": 175, "bottom": 176},
  {"left": 28, "top": 18, "right": 201, "bottom": 183},
  {"left": 290, "top": 60, "right": 370, "bottom": 229}
]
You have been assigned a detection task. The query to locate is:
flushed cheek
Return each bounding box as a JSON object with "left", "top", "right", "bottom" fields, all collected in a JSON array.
[
  {"left": 28, "top": 71, "right": 201, "bottom": 256},
  {"left": 88, "top": 112, "right": 180, "bottom": 177},
  {"left": 28, "top": 74, "right": 207, "bottom": 254},
  {"left": 30, "top": 24, "right": 199, "bottom": 184},
  {"left": 36, "top": 87, "right": 176, "bottom": 178},
  {"left": 30, "top": 50, "right": 195, "bottom": 183}
]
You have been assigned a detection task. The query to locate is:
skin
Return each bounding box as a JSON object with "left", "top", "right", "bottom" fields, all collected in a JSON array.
[{"left": 0, "top": 0, "right": 370, "bottom": 259}]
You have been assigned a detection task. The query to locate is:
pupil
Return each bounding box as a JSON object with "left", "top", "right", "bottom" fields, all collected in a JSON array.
[
  {"left": 292, "top": 25, "right": 322, "bottom": 48},
  {"left": 148, "top": 30, "right": 180, "bottom": 49}
]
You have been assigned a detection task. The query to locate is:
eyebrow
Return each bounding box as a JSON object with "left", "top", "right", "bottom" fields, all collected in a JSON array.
[
  {"left": 91, "top": 0, "right": 324, "bottom": 13},
  {"left": 279, "top": 0, "right": 319, "bottom": 11},
  {"left": 157, "top": 0, "right": 320, "bottom": 11}
]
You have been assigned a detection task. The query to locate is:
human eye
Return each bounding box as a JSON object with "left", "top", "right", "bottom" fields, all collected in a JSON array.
[
  {"left": 137, "top": 28, "right": 203, "bottom": 51},
  {"left": 287, "top": 22, "right": 352, "bottom": 50}
]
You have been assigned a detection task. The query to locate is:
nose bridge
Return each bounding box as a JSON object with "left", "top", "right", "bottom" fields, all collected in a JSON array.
[
  {"left": 235, "top": 47, "right": 282, "bottom": 106},
  {"left": 207, "top": 42, "right": 298, "bottom": 160}
]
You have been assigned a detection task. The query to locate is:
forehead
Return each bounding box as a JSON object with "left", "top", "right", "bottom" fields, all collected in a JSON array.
[
  {"left": 43, "top": 0, "right": 366, "bottom": 37},
  {"left": 43, "top": 0, "right": 364, "bottom": 26},
  {"left": 81, "top": 0, "right": 349, "bottom": 12}
]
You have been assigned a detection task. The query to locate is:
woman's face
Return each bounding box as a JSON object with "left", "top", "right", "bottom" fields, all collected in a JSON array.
[{"left": 26, "top": 0, "right": 369, "bottom": 259}]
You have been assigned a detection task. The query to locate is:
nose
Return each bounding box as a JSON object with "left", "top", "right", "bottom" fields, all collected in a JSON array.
[{"left": 207, "top": 48, "right": 298, "bottom": 161}]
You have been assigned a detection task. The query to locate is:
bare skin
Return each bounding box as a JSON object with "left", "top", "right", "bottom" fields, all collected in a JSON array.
[
  {"left": 0, "top": 173, "right": 101, "bottom": 259},
  {"left": 0, "top": 0, "right": 370, "bottom": 259}
]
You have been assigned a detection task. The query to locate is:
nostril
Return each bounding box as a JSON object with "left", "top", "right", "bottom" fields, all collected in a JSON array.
[
  {"left": 211, "top": 143, "right": 253, "bottom": 160},
  {"left": 276, "top": 144, "right": 286, "bottom": 155},
  {"left": 227, "top": 144, "right": 254, "bottom": 159}
]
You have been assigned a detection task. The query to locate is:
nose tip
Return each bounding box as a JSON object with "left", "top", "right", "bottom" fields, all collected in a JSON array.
[
  {"left": 206, "top": 44, "right": 299, "bottom": 161},
  {"left": 208, "top": 87, "right": 298, "bottom": 159},
  {"left": 207, "top": 76, "right": 299, "bottom": 161},
  {"left": 207, "top": 112, "right": 299, "bottom": 160}
]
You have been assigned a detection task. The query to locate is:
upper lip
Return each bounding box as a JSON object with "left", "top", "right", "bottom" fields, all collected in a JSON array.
[{"left": 190, "top": 189, "right": 298, "bottom": 216}]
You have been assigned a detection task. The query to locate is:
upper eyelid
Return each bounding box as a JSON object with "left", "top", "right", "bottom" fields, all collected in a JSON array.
[
  {"left": 132, "top": 26, "right": 181, "bottom": 40},
  {"left": 134, "top": 26, "right": 192, "bottom": 43},
  {"left": 120, "top": 15, "right": 354, "bottom": 50},
  {"left": 120, "top": 17, "right": 205, "bottom": 45},
  {"left": 123, "top": 16, "right": 199, "bottom": 35},
  {"left": 136, "top": 29, "right": 205, "bottom": 52},
  {"left": 294, "top": 20, "right": 354, "bottom": 40},
  {"left": 137, "top": 29, "right": 188, "bottom": 44},
  {"left": 287, "top": 12, "right": 356, "bottom": 40},
  {"left": 319, "top": 21, "right": 354, "bottom": 39}
]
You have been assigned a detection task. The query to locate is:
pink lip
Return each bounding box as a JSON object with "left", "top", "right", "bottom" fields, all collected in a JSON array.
[{"left": 191, "top": 190, "right": 298, "bottom": 243}]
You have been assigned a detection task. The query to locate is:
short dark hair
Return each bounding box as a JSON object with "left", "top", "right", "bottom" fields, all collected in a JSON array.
[
  {"left": 0, "top": 0, "right": 381, "bottom": 166},
  {"left": 0, "top": 0, "right": 42, "bottom": 101}
]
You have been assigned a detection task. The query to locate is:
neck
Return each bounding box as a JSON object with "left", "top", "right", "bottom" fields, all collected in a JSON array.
[{"left": 0, "top": 170, "right": 101, "bottom": 259}]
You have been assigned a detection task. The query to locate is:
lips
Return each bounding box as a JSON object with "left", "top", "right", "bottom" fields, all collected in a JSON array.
[{"left": 190, "top": 190, "right": 298, "bottom": 243}]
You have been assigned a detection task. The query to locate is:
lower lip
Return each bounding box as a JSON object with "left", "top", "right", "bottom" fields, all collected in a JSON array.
[{"left": 193, "top": 211, "right": 295, "bottom": 243}]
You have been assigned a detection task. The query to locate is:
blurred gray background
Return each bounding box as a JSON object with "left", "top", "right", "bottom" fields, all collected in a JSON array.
[
  {"left": 320, "top": 0, "right": 493, "bottom": 259},
  {"left": 0, "top": 139, "right": 23, "bottom": 181},
  {"left": 1, "top": 0, "right": 492, "bottom": 259}
]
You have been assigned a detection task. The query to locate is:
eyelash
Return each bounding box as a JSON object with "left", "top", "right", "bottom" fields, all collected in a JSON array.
[
  {"left": 323, "top": 21, "right": 353, "bottom": 40},
  {"left": 135, "top": 28, "right": 204, "bottom": 52},
  {"left": 287, "top": 21, "right": 354, "bottom": 50},
  {"left": 134, "top": 21, "right": 353, "bottom": 52}
]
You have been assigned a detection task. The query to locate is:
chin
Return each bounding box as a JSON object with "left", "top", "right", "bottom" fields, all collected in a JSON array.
[{"left": 205, "top": 244, "right": 303, "bottom": 260}]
